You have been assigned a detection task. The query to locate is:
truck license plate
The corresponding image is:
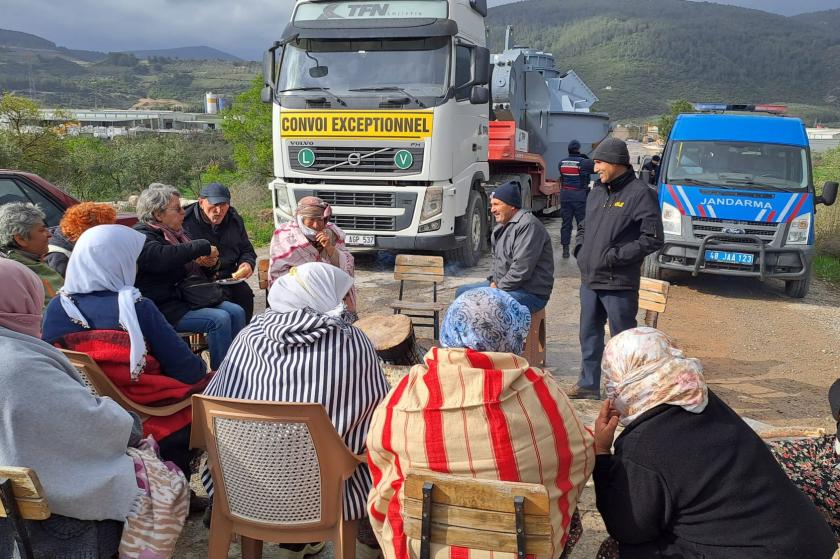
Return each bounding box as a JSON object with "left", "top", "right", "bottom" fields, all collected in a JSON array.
[
  {"left": 704, "top": 250, "right": 754, "bottom": 265},
  {"left": 345, "top": 234, "right": 375, "bottom": 247}
]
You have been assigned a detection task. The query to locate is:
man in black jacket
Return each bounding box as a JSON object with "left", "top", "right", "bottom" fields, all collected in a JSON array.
[
  {"left": 568, "top": 138, "right": 664, "bottom": 399},
  {"left": 182, "top": 183, "right": 258, "bottom": 321}
]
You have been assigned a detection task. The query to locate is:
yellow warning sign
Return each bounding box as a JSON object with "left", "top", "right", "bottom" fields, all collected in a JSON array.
[{"left": 279, "top": 111, "right": 433, "bottom": 139}]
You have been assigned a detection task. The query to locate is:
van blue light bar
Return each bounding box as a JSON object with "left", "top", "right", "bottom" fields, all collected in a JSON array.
[{"left": 692, "top": 103, "right": 787, "bottom": 114}]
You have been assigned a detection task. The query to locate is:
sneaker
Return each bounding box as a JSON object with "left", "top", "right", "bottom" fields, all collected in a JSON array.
[
  {"left": 356, "top": 541, "right": 382, "bottom": 559},
  {"left": 565, "top": 385, "right": 601, "bottom": 400},
  {"left": 189, "top": 491, "right": 210, "bottom": 514},
  {"left": 562, "top": 245, "right": 570, "bottom": 258},
  {"left": 277, "top": 542, "right": 326, "bottom": 559}
]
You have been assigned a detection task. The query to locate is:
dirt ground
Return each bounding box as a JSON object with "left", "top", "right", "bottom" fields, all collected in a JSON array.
[{"left": 174, "top": 193, "right": 840, "bottom": 557}]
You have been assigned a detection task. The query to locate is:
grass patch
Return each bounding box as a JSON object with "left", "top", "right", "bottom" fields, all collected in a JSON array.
[
  {"left": 241, "top": 211, "right": 274, "bottom": 248},
  {"left": 814, "top": 254, "right": 840, "bottom": 285}
]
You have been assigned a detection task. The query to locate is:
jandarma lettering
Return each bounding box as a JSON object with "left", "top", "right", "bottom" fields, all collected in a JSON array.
[
  {"left": 699, "top": 197, "right": 773, "bottom": 209},
  {"left": 281, "top": 115, "right": 431, "bottom": 134}
]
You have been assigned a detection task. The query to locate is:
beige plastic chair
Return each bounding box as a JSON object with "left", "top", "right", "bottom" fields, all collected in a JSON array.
[{"left": 190, "top": 395, "right": 365, "bottom": 559}]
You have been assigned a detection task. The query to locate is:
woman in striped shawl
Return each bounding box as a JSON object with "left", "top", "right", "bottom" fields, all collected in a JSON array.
[
  {"left": 202, "top": 262, "right": 389, "bottom": 556},
  {"left": 367, "top": 288, "right": 595, "bottom": 559}
]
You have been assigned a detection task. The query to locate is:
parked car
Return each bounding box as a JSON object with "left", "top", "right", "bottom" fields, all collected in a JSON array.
[{"left": 0, "top": 170, "right": 136, "bottom": 227}]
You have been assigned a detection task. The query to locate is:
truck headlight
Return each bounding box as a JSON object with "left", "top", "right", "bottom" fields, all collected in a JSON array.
[
  {"left": 420, "top": 186, "right": 443, "bottom": 221},
  {"left": 662, "top": 202, "right": 682, "bottom": 236},
  {"left": 273, "top": 183, "right": 292, "bottom": 215},
  {"left": 786, "top": 213, "right": 810, "bottom": 245}
]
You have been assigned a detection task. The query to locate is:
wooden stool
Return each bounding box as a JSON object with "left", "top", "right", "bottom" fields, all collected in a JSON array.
[{"left": 522, "top": 308, "right": 546, "bottom": 367}]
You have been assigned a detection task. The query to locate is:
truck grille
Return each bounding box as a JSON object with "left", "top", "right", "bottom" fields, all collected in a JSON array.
[
  {"left": 692, "top": 217, "right": 779, "bottom": 242},
  {"left": 289, "top": 146, "right": 423, "bottom": 175},
  {"left": 333, "top": 215, "right": 396, "bottom": 231},
  {"left": 318, "top": 191, "right": 396, "bottom": 208}
]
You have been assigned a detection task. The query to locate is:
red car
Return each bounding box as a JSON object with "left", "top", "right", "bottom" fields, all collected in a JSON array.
[{"left": 0, "top": 170, "right": 136, "bottom": 227}]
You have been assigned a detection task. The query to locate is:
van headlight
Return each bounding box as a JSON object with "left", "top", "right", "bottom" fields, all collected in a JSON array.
[
  {"left": 786, "top": 213, "right": 810, "bottom": 245},
  {"left": 662, "top": 202, "right": 682, "bottom": 235},
  {"left": 420, "top": 186, "right": 443, "bottom": 221}
]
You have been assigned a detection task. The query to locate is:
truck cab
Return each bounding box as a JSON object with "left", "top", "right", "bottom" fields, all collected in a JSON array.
[
  {"left": 262, "top": 0, "right": 491, "bottom": 265},
  {"left": 647, "top": 106, "right": 838, "bottom": 298}
]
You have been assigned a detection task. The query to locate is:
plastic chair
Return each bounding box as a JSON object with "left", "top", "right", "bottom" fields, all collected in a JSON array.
[{"left": 190, "top": 395, "right": 364, "bottom": 559}]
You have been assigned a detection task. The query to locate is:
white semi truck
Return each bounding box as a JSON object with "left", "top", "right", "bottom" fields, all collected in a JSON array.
[{"left": 262, "top": 0, "right": 492, "bottom": 265}]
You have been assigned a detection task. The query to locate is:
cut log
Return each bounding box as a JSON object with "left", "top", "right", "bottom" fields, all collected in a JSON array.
[{"left": 355, "top": 314, "right": 417, "bottom": 365}]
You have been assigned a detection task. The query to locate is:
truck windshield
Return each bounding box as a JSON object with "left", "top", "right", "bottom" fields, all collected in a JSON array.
[
  {"left": 278, "top": 37, "right": 450, "bottom": 100},
  {"left": 664, "top": 140, "right": 809, "bottom": 191}
]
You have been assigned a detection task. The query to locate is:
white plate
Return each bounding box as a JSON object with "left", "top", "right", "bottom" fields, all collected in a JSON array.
[{"left": 345, "top": 234, "right": 375, "bottom": 247}]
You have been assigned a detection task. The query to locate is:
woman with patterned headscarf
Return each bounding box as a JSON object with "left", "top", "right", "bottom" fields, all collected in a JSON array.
[
  {"left": 367, "top": 288, "right": 595, "bottom": 559},
  {"left": 593, "top": 327, "right": 837, "bottom": 559},
  {"left": 268, "top": 196, "right": 356, "bottom": 308}
]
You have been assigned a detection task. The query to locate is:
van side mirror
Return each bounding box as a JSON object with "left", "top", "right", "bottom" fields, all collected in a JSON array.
[
  {"left": 818, "top": 181, "right": 838, "bottom": 206},
  {"left": 470, "top": 86, "right": 489, "bottom": 105},
  {"left": 473, "top": 47, "right": 490, "bottom": 86},
  {"left": 309, "top": 66, "right": 328, "bottom": 79},
  {"left": 640, "top": 169, "right": 652, "bottom": 184}
]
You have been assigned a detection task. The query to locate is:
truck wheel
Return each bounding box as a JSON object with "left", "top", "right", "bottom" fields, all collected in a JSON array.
[
  {"left": 448, "top": 190, "right": 486, "bottom": 267},
  {"left": 784, "top": 273, "right": 811, "bottom": 298},
  {"left": 517, "top": 173, "right": 533, "bottom": 211},
  {"left": 642, "top": 252, "right": 662, "bottom": 280}
]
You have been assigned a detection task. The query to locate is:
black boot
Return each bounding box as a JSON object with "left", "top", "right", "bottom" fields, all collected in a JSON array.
[{"left": 562, "top": 245, "right": 570, "bottom": 258}]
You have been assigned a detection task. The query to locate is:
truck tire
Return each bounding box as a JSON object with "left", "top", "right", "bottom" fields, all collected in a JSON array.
[
  {"left": 517, "top": 173, "right": 533, "bottom": 211},
  {"left": 487, "top": 173, "right": 532, "bottom": 211},
  {"left": 448, "top": 190, "right": 486, "bottom": 267},
  {"left": 642, "top": 252, "right": 662, "bottom": 280},
  {"left": 784, "top": 273, "right": 811, "bottom": 298}
]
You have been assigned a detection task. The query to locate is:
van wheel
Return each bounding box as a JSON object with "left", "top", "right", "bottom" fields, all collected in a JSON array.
[
  {"left": 448, "top": 190, "right": 486, "bottom": 267},
  {"left": 643, "top": 252, "right": 662, "bottom": 280},
  {"left": 784, "top": 273, "right": 811, "bottom": 298}
]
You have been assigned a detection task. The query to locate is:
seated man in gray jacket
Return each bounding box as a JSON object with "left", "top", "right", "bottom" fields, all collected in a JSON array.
[{"left": 455, "top": 180, "right": 554, "bottom": 312}]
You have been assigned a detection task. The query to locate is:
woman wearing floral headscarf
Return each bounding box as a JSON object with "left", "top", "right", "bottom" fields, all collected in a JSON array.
[
  {"left": 268, "top": 196, "right": 356, "bottom": 308},
  {"left": 367, "top": 288, "right": 595, "bottom": 559},
  {"left": 593, "top": 327, "right": 837, "bottom": 559}
]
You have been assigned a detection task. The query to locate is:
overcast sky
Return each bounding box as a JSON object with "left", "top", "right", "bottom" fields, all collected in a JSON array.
[{"left": 1, "top": 0, "right": 838, "bottom": 61}]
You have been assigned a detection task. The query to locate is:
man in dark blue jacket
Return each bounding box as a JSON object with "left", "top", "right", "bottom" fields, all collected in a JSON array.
[
  {"left": 568, "top": 138, "right": 664, "bottom": 399},
  {"left": 558, "top": 140, "right": 592, "bottom": 258}
]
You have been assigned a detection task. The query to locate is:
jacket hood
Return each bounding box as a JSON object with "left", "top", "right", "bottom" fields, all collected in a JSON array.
[
  {"left": 251, "top": 308, "right": 346, "bottom": 349},
  {"left": 48, "top": 227, "right": 74, "bottom": 251}
]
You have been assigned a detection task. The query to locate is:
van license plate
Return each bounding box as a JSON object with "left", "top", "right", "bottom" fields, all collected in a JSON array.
[
  {"left": 345, "top": 235, "right": 375, "bottom": 247},
  {"left": 704, "top": 250, "right": 754, "bottom": 265}
]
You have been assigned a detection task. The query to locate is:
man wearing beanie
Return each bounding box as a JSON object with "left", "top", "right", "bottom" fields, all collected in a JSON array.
[
  {"left": 454, "top": 179, "right": 554, "bottom": 312},
  {"left": 558, "top": 139, "right": 593, "bottom": 258},
  {"left": 568, "top": 137, "right": 663, "bottom": 399}
]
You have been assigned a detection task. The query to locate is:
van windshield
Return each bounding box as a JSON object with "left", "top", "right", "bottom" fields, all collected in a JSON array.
[{"left": 664, "top": 140, "right": 809, "bottom": 191}]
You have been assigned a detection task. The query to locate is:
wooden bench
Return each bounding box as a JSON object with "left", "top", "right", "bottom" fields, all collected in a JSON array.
[
  {"left": 522, "top": 308, "right": 546, "bottom": 367},
  {"left": 402, "top": 471, "right": 552, "bottom": 559},
  {"left": 639, "top": 277, "right": 670, "bottom": 328},
  {"left": 257, "top": 257, "right": 269, "bottom": 292},
  {"left": 389, "top": 254, "right": 446, "bottom": 340},
  {"left": 0, "top": 466, "right": 51, "bottom": 559}
]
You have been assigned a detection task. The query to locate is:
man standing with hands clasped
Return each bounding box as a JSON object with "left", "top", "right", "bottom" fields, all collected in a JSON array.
[{"left": 567, "top": 138, "right": 664, "bottom": 399}]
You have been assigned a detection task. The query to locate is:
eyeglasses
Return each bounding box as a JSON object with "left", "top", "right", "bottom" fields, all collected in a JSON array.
[{"left": 165, "top": 205, "right": 185, "bottom": 213}]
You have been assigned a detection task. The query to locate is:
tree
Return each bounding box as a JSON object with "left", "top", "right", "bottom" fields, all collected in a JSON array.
[
  {"left": 221, "top": 75, "right": 273, "bottom": 181},
  {"left": 0, "top": 93, "right": 68, "bottom": 177},
  {"left": 657, "top": 99, "right": 694, "bottom": 139}
]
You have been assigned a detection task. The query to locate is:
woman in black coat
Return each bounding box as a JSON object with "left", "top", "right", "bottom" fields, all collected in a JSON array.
[{"left": 593, "top": 327, "right": 837, "bottom": 559}]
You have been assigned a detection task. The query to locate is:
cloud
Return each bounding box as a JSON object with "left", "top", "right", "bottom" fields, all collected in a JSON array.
[{"left": 0, "top": 0, "right": 293, "bottom": 60}]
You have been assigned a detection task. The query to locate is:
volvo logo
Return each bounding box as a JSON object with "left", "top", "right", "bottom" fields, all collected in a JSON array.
[
  {"left": 723, "top": 227, "right": 746, "bottom": 235},
  {"left": 347, "top": 152, "right": 362, "bottom": 166}
]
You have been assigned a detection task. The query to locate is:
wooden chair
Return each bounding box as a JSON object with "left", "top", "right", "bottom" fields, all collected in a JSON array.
[
  {"left": 257, "top": 257, "right": 270, "bottom": 292},
  {"left": 0, "top": 467, "right": 51, "bottom": 559},
  {"left": 402, "top": 471, "right": 552, "bottom": 559},
  {"left": 639, "top": 278, "right": 670, "bottom": 328},
  {"left": 178, "top": 332, "right": 209, "bottom": 355},
  {"left": 190, "top": 395, "right": 364, "bottom": 559},
  {"left": 389, "top": 254, "right": 446, "bottom": 340},
  {"left": 522, "top": 308, "right": 546, "bottom": 367},
  {"left": 59, "top": 348, "right": 191, "bottom": 422}
]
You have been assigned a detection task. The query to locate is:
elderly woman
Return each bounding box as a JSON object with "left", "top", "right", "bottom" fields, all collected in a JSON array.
[
  {"left": 133, "top": 183, "right": 245, "bottom": 369},
  {"left": 42, "top": 224, "right": 211, "bottom": 476},
  {"left": 269, "top": 196, "right": 356, "bottom": 308},
  {"left": 203, "top": 262, "right": 389, "bottom": 555},
  {"left": 367, "top": 288, "right": 595, "bottom": 559},
  {"left": 0, "top": 258, "right": 137, "bottom": 557},
  {"left": 0, "top": 201, "right": 63, "bottom": 305},
  {"left": 593, "top": 327, "right": 837, "bottom": 558},
  {"left": 46, "top": 201, "right": 117, "bottom": 277}
]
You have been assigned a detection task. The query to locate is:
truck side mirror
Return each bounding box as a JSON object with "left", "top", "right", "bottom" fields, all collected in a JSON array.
[
  {"left": 260, "top": 86, "right": 273, "bottom": 104},
  {"left": 640, "top": 169, "right": 652, "bottom": 184},
  {"left": 473, "top": 47, "right": 490, "bottom": 86},
  {"left": 470, "top": 0, "right": 487, "bottom": 17},
  {"left": 818, "top": 181, "right": 838, "bottom": 206},
  {"left": 470, "top": 86, "right": 489, "bottom": 105},
  {"left": 263, "top": 49, "right": 275, "bottom": 87},
  {"left": 309, "top": 66, "right": 328, "bottom": 78}
]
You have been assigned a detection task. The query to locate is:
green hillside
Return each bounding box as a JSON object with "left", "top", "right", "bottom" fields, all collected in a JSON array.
[{"left": 487, "top": 0, "right": 840, "bottom": 122}]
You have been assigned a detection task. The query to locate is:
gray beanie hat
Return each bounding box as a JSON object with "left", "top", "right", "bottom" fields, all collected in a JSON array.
[{"left": 591, "top": 137, "right": 630, "bottom": 166}]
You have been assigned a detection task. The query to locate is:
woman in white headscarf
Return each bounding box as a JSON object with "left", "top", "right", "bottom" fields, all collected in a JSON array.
[
  {"left": 42, "top": 224, "right": 211, "bottom": 476},
  {"left": 203, "top": 262, "right": 389, "bottom": 555}
]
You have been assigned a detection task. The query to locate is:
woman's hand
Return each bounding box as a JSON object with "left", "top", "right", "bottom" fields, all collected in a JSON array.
[
  {"left": 594, "top": 399, "right": 621, "bottom": 455},
  {"left": 316, "top": 231, "right": 335, "bottom": 256}
]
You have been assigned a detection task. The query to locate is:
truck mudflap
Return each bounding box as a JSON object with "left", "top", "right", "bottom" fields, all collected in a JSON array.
[{"left": 657, "top": 234, "right": 810, "bottom": 280}]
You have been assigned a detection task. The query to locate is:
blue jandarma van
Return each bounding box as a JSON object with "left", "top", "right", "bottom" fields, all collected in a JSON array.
[{"left": 646, "top": 104, "right": 838, "bottom": 298}]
